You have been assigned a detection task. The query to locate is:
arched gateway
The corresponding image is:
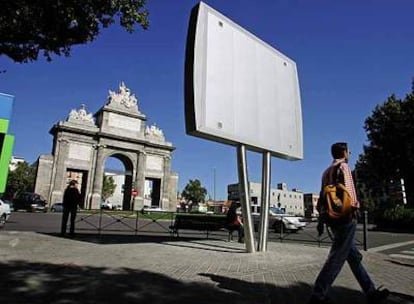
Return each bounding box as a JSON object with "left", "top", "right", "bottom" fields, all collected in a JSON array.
[{"left": 34, "top": 83, "right": 178, "bottom": 211}]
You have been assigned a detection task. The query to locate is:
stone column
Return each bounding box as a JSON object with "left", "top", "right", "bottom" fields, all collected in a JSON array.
[
  {"left": 134, "top": 150, "right": 146, "bottom": 210},
  {"left": 161, "top": 154, "right": 172, "bottom": 209},
  {"left": 90, "top": 144, "right": 106, "bottom": 209},
  {"left": 49, "top": 138, "right": 70, "bottom": 205}
]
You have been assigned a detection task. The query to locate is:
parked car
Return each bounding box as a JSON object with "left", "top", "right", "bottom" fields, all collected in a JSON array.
[
  {"left": 51, "top": 202, "right": 82, "bottom": 212},
  {"left": 100, "top": 201, "right": 122, "bottom": 210},
  {"left": 51, "top": 203, "right": 64, "bottom": 212},
  {"left": 141, "top": 206, "right": 168, "bottom": 214},
  {"left": 0, "top": 199, "right": 11, "bottom": 228},
  {"left": 1, "top": 198, "right": 13, "bottom": 211},
  {"left": 252, "top": 206, "right": 307, "bottom": 232},
  {"left": 113, "top": 204, "right": 122, "bottom": 210},
  {"left": 12, "top": 192, "right": 48, "bottom": 212}
]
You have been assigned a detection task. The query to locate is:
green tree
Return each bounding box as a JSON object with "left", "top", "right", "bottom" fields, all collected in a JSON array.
[
  {"left": 354, "top": 154, "right": 380, "bottom": 216},
  {"left": 181, "top": 179, "right": 207, "bottom": 205},
  {"left": 102, "top": 175, "right": 116, "bottom": 201},
  {"left": 0, "top": 0, "right": 149, "bottom": 63},
  {"left": 356, "top": 82, "right": 414, "bottom": 208},
  {"left": 5, "top": 161, "right": 36, "bottom": 197}
]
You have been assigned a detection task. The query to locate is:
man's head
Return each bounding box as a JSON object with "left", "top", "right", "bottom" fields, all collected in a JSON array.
[
  {"left": 331, "top": 142, "right": 349, "bottom": 160},
  {"left": 69, "top": 180, "right": 78, "bottom": 187}
]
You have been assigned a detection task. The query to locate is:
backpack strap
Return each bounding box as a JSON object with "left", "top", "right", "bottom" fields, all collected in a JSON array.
[{"left": 331, "top": 163, "right": 344, "bottom": 185}]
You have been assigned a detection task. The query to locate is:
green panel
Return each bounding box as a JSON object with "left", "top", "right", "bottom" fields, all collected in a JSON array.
[
  {"left": 0, "top": 119, "right": 9, "bottom": 133},
  {"left": 0, "top": 135, "right": 14, "bottom": 193}
]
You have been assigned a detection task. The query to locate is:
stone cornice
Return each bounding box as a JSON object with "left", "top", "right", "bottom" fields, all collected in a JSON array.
[{"left": 50, "top": 123, "right": 175, "bottom": 152}]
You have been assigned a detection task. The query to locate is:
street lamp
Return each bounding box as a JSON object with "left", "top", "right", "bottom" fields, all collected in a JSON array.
[{"left": 213, "top": 167, "right": 216, "bottom": 201}]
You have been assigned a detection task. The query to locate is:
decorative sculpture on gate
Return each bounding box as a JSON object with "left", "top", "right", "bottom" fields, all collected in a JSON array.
[
  {"left": 107, "top": 82, "right": 139, "bottom": 111},
  {"left": 67, "top": 104, "right": 95, "bottom": 124},
  {"left": 145, "top": 124, "right": 165, "bottom": 142}
]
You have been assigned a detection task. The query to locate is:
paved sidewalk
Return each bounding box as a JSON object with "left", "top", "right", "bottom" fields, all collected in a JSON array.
[{"left": 0, "top": 231, "right": 413, "bottom": 304}]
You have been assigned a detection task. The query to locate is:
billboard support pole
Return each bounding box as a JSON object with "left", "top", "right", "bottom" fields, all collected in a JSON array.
[
  {"left": 237, "top": 144, "right": 256, "bottom": 253},
  {"left": 258, "top": 151, "right": 271, "bottom": 252}
]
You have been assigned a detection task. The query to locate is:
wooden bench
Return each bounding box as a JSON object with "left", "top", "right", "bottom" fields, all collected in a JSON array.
[{"left": 170, "top": 214, "right": 236, "bottom": 240}]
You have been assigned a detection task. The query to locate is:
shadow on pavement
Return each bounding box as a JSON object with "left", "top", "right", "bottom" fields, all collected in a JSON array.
[
  {"left": 43, "top": 232, "right": 208, "bottom": 245},
  {"left": 386, "top": 259, "right": 414, "bottom": 268},
  {"left": 0, "top": 260, "right": 397, "bottom": 304},
  {"left": 41, "top": 232, "right": 245, "bottom": 253},
  {"left": 0, "top": 260, "right": 412, "bottom": 304},
  {"left": 200, "top": 273, "right": 414, "bottom": 304},
  {"left": 389, "top": 292, "right": 414, "bottom": 304}
]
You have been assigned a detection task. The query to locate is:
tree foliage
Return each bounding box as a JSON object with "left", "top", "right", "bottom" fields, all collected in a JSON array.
[
  {"left": 181, "top": 179, "right": 207, "bottom": 205},
  {"left": 0, "top": 0, "right": 149, "bottom": 63},
  {"left": 102, "top": 175, "right": 116, "bottom": 201},
  {"left": 5, "top": 161, "right": 36, "bottom": 197},
  {"left": 356, "top": 82, "right": 414, "bottom": 208}
]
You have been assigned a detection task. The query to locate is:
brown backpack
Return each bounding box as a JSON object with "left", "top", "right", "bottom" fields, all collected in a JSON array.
[{"left": 318, "top": 165, "right": 353, "bottom": 224}]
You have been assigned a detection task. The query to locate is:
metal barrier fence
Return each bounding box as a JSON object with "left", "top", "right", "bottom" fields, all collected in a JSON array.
[
  {"left": 75, "top": 210, "right": 369, "bottom": 251},
  {"left": 268, "top": 211, "right": 369, "bottom": 251},
  {"left": 76, "top": 209, "right": 175, "bottom": 235}
]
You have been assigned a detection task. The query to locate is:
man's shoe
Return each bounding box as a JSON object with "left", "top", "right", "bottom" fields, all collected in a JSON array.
[
  {"left": 367, "top": 287, "right": 389, "bottom": 304},
  {"left": 308, "top": 294, "right": 334, "bottom": 304}
]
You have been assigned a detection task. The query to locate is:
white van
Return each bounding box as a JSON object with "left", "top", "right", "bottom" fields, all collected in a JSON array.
[{"left": 0, "top": 199, "right": 11, "bottom": 228}]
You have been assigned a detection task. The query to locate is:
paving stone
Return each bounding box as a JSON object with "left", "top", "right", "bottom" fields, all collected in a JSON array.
[{"left": 0, "top": 231, "right": 413, "bottom": 304}]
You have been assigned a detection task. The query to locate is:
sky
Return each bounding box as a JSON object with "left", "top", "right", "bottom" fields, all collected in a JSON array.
[{"left": 1, "top": 1, "right": 414, "bottom": 200}]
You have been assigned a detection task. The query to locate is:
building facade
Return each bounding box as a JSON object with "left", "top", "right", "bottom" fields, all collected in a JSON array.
[
  {"left": 304, "top": 193, "right": 319, "bottom": 218},
  {"left": 35, "top": 83, "right": 178, "bottom": 211},
  {"left": 227, "top": 182, "right": 305, "bottom": 216}
]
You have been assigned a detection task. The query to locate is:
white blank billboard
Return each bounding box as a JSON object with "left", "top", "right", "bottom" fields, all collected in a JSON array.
[{"left": 185, "top": 2, "right": 303, "bottom": 160}]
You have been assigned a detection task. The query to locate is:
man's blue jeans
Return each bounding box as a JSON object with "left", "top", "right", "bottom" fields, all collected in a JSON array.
[{"left": 312, "top": 220, "right": 375, "bottom": 299}]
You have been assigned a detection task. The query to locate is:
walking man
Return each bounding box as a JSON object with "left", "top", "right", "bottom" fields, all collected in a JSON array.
[
  {"left": 308, "top": 142, "right": 389, "bottom": 304},
  {"left": 61, "top": 179, "right": 81, "bottom": 237}
]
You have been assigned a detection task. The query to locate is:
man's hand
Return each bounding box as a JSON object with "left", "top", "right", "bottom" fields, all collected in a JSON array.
[{"left": 317, "top": 221, "right": 325, "bottom": 236}]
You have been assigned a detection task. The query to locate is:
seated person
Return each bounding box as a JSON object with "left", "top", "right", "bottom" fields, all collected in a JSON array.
[{"left": 226, "top": 201, "right": 244, "bottom": 243}]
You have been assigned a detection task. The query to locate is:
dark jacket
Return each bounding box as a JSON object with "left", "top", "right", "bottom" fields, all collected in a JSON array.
[
  {"left": 226, "top": 206, "right": 241, "bottom": 226},
  {"left": 63, "top": 186, "right": 81, "bottom": 209}
]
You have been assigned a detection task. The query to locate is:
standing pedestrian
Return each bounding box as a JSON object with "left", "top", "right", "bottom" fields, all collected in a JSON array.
[
  {"left": 308, "top": 142, "right": 389, "bottom": 304},
  {"left": 226, "top": 201, "right": 244, "bottom": 243},
  {"left": 61, "top": 180, "right": 81, "bottom": 237}
]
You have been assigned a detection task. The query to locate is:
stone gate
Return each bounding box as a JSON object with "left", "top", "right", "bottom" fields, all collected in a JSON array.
[{"left": 34, "top": 83, "right": 178, "bottom": 210}]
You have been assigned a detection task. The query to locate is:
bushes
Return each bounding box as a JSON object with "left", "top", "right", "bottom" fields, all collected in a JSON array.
[{"left": 375, "top": 206, "right": 414, "bottom": 231}]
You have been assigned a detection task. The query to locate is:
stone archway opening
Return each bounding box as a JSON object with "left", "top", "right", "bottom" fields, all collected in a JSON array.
[
  {"left": 104, "top": 154, "right": 134, "bottom": 211},
  {"left": 144, "top": 178, "right": 161, "bottom": 208},
  {"left": 66, "top": 169, "right": 88, "bottom": 208}
]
